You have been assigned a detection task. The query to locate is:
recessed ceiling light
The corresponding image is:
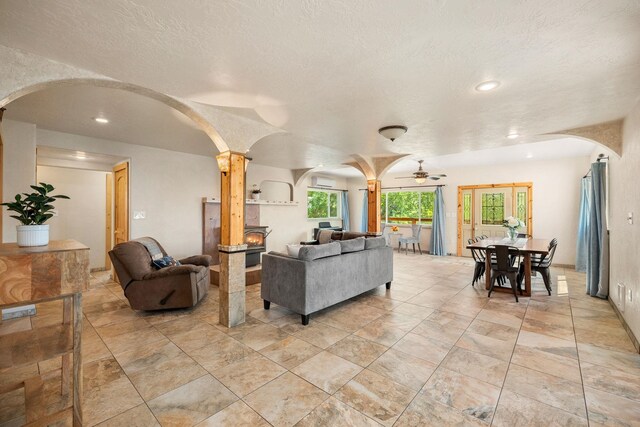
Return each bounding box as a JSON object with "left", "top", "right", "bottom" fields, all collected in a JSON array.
[
  {"left": 93, "top": 117, "right": 109, "bottom": 124},
  {"left": 526, "top": 153, "right": 533, "bottom": 159},
  {"left": 317, "top": 164, "right": 324, "bottom": 168},
  {"left": 475, "top": 80, "right": 501, "bottom": 92},
  {"left": 507, "top": 133, "right": 519, "bottom": 140}
]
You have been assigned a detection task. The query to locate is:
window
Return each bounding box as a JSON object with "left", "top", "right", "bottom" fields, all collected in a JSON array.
[
  {"left": 463, "top": 193, "right": 471, "bottom": 224},
  {"left": 307, "top": 190, "right": 340, "bottom": 218},
  {"left": 380, "top": 191, "right": 435, "bottom": 224},
  {"left": 516, "top": 191, "right": 527, "bottom": 225},
  {"left": 481, "top": 193, "right": 504, "bottom": 225}
]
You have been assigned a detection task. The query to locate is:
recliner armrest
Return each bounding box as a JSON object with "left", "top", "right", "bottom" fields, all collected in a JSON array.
[
  {"left": 143, "top": 265, "right": 201, "bottom": 280},
  {"left": 178, "top": 255, "right": 212, "bottom": 267}
]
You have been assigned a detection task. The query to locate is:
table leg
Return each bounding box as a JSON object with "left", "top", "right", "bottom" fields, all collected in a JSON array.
[
  {"left": 485, "top": 253, "right": 491, "bottom": 291},
  {"left": 524, "top": 253, "right": 532, "bottom": 297},
  {"left": 72, "top": 293, "right": 83, "bottom": 427}
]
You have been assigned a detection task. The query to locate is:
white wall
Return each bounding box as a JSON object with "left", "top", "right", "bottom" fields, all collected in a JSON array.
[
  {"left": 349, "top": 156, "right": 590, "bottom": 265},
  {"left": 246, "top": 164, "right": 347, "bottom": 253},
  {"left": 2, "top": 120, "right": 36, "bottom": 242},
  {"left": 36, "top": 166, "right": 108, "bottom": 269},
  {"left": 607, "top": 99, "right": 640, "bottom": 342}
]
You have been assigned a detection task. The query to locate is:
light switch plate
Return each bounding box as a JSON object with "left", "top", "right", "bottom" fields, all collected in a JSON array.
[
  {"left": 628, "top": 212, "right": 633, "bottom": 225},
  {"left": 133, "top": 210, "right": 146, "bottom": 220}
]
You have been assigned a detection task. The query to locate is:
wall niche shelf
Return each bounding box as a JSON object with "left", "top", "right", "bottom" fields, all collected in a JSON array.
[{"left": 202, "top": 197, "right": 299, "bottom": 206}]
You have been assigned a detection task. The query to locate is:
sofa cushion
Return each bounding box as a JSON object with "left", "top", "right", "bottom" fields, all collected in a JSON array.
[
  {"left": 365, "top": 236, "right": 387, "bottom": 250},
  {"left": 298, "top": 241, "right": 341, "bottom": 261},
  {"left": 339, "top": 236, "right": 365, "bottom": 253},
  {"left": 287, "top": 244, "right": 302, "bottom": 257}
]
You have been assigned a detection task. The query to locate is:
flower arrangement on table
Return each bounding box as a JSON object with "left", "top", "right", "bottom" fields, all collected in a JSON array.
[
  {"left": 391, "top": 225, "right": 399, "bottom": 232},
  {"left": 502, "top": 216, "right": 525, "bottom": 241}
]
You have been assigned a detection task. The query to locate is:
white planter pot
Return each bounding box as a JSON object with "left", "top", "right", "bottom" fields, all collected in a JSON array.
[
  {"left": 251, "top": 193, "right": 261, "bottom": 200},
  {"left": 16, "top": 224, "right": 50, "bottom": 247}
]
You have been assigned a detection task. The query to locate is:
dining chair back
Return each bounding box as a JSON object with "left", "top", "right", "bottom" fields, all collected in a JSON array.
[
  {"left": 518, "top": 238, "right": 558, "bottom": 295},
  {"left": 486, "top": 244, "right": 522, "bottom": 302}
]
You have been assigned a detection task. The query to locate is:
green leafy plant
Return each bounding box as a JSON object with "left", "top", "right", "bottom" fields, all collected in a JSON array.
[{"left": 1, "top": 183, "right": 70, "bottom": 225}]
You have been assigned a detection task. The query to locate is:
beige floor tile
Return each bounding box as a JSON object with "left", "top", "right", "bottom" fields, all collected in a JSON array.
[
  {"left": 511, "top": 345, "right": 582, "bottom": 384},
  {"left": 395, "top": 392, "right": 485, "bottom": 427},
  {"left": 227, "top": 322, "right": 290, "bottom": 351},
  {"left": 516, "top": 330, "right": 578, "bottom": 359},
  {"left": 259, "top": 336, "right": 322, "bottom": 369},
  {"left": 84, "top": 376, "right": 144, "bottom": 426},
  {"left": 95, "top": 318, "right": 151, "bottom": 339},
  {"left": 292, "top": 351, "right": 362, "bottom": 393},
  {"left": 393, "top": 332, "right": 452, "bottom": 364},
  {"left": 147, "top": 375, "right": 237, "bottom": 426},
  {"left": 466, "top": 318, "right": 519, "bottom": 342},
  {"left": 83, "top": 356, "right": 126, "bottom": 390},
  {"left": 411, "top": 318, "right": 466, "bottom": 345},
  {"left": 368, "top": 348, "right": 437, "bottom": 391},
  {"left": 391, "top": 303, "right": 434, "bottom": 319},
  {"left": 577, "top": 342, "right": 640, "bottom": 376},
  {"left": 297, "top": 396, "right": 381, "bottom": 427},
  {"left": 334, "top": 369, "right": 416, "bottom": 427},
  {"left": 526, "top": 299, "right": 573, "bottom": 316},
  {"left": 95, "top": 403, "right": 159, "bottom": 427},
  {"left": 373, "top": 312, "right": 423, "bottom": 331},
  {"left": 319, "top": 304, "right": 386, "bottom": 332},
  {"left": 503, "top": 365, "right": 586, "bottom": 418},
  {"left": 522, "top": 315, "right": 575, "bottom": 341},
  {"left": 244, "top": 372, "right": 328, "bottom": 426},
  {"left": 574, "top": 325, "right": 637, "bottom": 353},
  {"left": 188, "top": 336, "right": 255, "bottom": 372},
  {"left": 585, "top": 386, "right": 640, "bottom": 426},
  {"left": 581, "top": 362, "right": 640, "bottom": 402},
  {"left": 456, "top": 331, "right": 515, "bottom": 362},
  {"left": 421, "top": 367, "right": 501, "bottom": 423},
  {"left": 196, "top": 400, "right": 269, "bottom": 426},
  {"left": 492, "top": 390, "right": 587, "bottom": 427},
  {"left": 354, "top": 319, "right": 408, "bottom": 346},
  {"left": 248, "top": 305, "right": 292, "bottom": 323},
  {"left": 293, "top": 322, "right": 350, "bottom": 349},
  {"left": 426, "top": 310, "right": 475, "bottom": 329},
  {"left": 100, "top": 326, "right": 166, "bottom": 356},
  {"left": 441, "top": 346, "right": 508, "bottom": 387},
  {"left": 327, "top": 335, "right": 388, "bottom": 367},
  {"left": 212, "top": 353, "right": 286, "bottom": 397},
  {"left": 475, "top": 307, "right": 523, "bottom": 329},
  {"left": 85, "top": 307, "right": 141, "bottom": 328},
  {"left": 164, "top": 323, "right": 227, "bottom": 353}
]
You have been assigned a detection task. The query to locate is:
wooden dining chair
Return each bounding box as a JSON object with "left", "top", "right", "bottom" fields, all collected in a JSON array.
[{"left": 487, "top": 245, "right": 522, "bottom": 302}]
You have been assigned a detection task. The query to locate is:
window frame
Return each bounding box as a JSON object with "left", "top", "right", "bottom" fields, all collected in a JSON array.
[
  {"left": 380, "top": 190, "right": 435, "bottom": 226},
  {"left": 306, "top": 189, "right": 342, "bottom": 220}
]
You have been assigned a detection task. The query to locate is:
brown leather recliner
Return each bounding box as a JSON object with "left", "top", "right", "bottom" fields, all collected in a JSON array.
[{"left": 108, "top": 237, "right": 211, "bottom": 311}]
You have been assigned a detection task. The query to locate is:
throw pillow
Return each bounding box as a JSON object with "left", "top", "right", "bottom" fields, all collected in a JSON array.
[
  {"left": 152, "top": 256, "right": 181, "bottom": 269},
  {"left": 339, "top": 236, "right": 365, "bottom": 253},
  {"left": 317, "top": 229, "right": 334, "bottom": 244},
  {"left": 286, "top": 244, "right": 302, "bottom": 257},
  {"left": 298, "top": 241, "right": 341, "bottom": 261}
]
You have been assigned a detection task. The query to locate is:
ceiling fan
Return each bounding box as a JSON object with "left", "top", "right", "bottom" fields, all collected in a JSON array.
[{"left": 395, "top": 160, "right": 447, "bottom": 184}]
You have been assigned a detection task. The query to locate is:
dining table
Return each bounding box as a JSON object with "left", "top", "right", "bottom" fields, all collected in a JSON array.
[{"left": 466, "top": 237, "right": 550, "bottom": 297}]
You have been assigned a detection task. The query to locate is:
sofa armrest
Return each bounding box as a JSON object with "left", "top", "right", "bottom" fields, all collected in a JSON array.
[
  {"left": 143, "top": 265, "right": 201, "bottom": 280},
  {"left": 261, "top": 253, "right": 307, "bottom": 314},
  {"left": 179, "top": 255, "right": 212, "bottom": 267}
]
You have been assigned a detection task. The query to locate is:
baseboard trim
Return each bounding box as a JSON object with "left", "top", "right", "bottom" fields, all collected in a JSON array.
[
  {"left": 554, "top": 263, "right": 575, "bottom": 269},
  {"left": 609, "top": 298, "right": 640, "bottom": 354}
]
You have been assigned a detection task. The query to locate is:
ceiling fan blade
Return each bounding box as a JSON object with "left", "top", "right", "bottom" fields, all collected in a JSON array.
[
  {"left": 430, "top": 174, "right": 447, "bottom": 177},
  {"left": 395, "top": 176, "right": 415, "bottom": 179},
  {"left": 428, "top": 176, "right": 441, "bottom": 180}
]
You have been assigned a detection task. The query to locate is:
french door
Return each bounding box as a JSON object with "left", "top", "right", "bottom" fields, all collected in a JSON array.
[{"left": 458, "top": 183, "right": 532, "bottom": 257}]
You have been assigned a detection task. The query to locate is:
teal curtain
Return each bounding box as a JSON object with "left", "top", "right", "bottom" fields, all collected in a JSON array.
[
  {"left": 429, "top": 187, "right": 446, "bottom": 256},
  {"left": 575, "top": 176, "right": 591, "bottom": 272},
  {"left": 360, "top": 191, "right": 368, "bottom": 232},
  {"left": 586, "top": 162, "right": 609, "bottom": 298},
  {"left": 341, "top": 191, "right": 350, "bottom": 232}
]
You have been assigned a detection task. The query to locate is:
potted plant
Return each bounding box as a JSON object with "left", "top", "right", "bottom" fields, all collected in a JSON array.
[
  {"left": 503, "top": 216, "right": 525, "bottom": 241},
  {"left": 250, "top": 185, "right": 262, "bottom": 200},
  {"left": 1, "top": 182, "right": 70, "bottom": 247}
]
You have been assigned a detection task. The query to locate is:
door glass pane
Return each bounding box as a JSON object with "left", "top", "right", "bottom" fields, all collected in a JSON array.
[
  {"left": 516, "top": 191, "right": 527, "bottom": 225},
  {"left": 481, "top": 192, "right": 505, "bottom": 225},
  {"left": 387, "top": 192, "right": 419, "bottom": 224},
  {"left": 463, "top": 193, "right": 471, "bottom": 224},
  {"left": 329, "top": 193, "right": 338, "bottom": 217}
]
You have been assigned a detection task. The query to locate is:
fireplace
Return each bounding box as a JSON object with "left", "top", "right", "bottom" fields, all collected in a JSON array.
[{"left": 245, "top": 226, "right": 270, "bottom": 267}]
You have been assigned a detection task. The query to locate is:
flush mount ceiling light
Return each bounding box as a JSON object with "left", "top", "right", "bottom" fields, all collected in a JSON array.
[
  {"left": 378, "top": 125, "right": 408, "bottom": 142},
  {"left": 93, "top": 117, "right": 109, "bottom": 124},
  {"left": 507, "top": 133, "right": 519, "bottom": 140},
  {"left": 74, "top": 152, "right": 87, "bottom": 160},
  {"left": 475, "top": 80, "right": 501, "bottom": 92}
]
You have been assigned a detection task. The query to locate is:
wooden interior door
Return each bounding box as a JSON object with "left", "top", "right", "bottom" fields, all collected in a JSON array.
[{"left": 113, "top": 162, "right": 129, "bottom": 247}]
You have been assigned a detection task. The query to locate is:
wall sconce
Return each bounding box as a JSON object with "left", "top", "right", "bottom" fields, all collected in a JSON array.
[
  {"left": 216, "top": 153, "right": 230, "bottom": 175},
  {"left": 367, "top": 181, "right": 376, "bottom": 193}
]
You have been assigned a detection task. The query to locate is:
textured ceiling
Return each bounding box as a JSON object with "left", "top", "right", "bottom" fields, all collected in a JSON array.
[{"left": 1, "top": 0, "right": 639, "bottom": 169}]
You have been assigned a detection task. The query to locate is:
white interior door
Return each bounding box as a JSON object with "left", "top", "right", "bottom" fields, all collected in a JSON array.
[{"left": 474, "top": 188, "right": 513, "bottom": 239}]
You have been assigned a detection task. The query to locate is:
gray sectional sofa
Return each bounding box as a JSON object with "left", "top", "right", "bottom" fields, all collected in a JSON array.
[{"left": 261, "top": 235, "right": 393, "bottom": 325}]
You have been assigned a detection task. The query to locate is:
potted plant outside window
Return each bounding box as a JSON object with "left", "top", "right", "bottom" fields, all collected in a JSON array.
[{"left": 1, "top": 183, "right": 70, "bottom": 247}]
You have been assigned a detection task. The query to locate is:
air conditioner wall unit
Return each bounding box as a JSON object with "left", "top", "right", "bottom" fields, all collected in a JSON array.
[{"left": 311, "top": 176, "right": 336, "bottom": 188}]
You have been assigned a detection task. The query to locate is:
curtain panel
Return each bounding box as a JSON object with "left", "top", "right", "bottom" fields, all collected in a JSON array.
[
  {"left": 341, "top": 191, "right": 350, "bottom": 232},
  {"left": 429, "top": 187, "right": 446, "bottom": 256},
  {"left": 360, "top": 191, "right": 368, "bottom": 232},
  {"left": 586, "top": 162, "right": 609, "bottom": 298},
  {"left": 575, "top": 177, "right": 591, "bottom": 272}
]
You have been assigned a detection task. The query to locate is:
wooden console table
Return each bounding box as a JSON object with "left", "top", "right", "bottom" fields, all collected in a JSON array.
[{"left": 0, "top": 240, "right": 89, "bottom": 426}]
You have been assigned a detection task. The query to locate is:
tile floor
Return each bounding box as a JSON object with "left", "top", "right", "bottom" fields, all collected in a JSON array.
[{"left": 1, "top": 253, "right": 640, "bottom": 426}]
